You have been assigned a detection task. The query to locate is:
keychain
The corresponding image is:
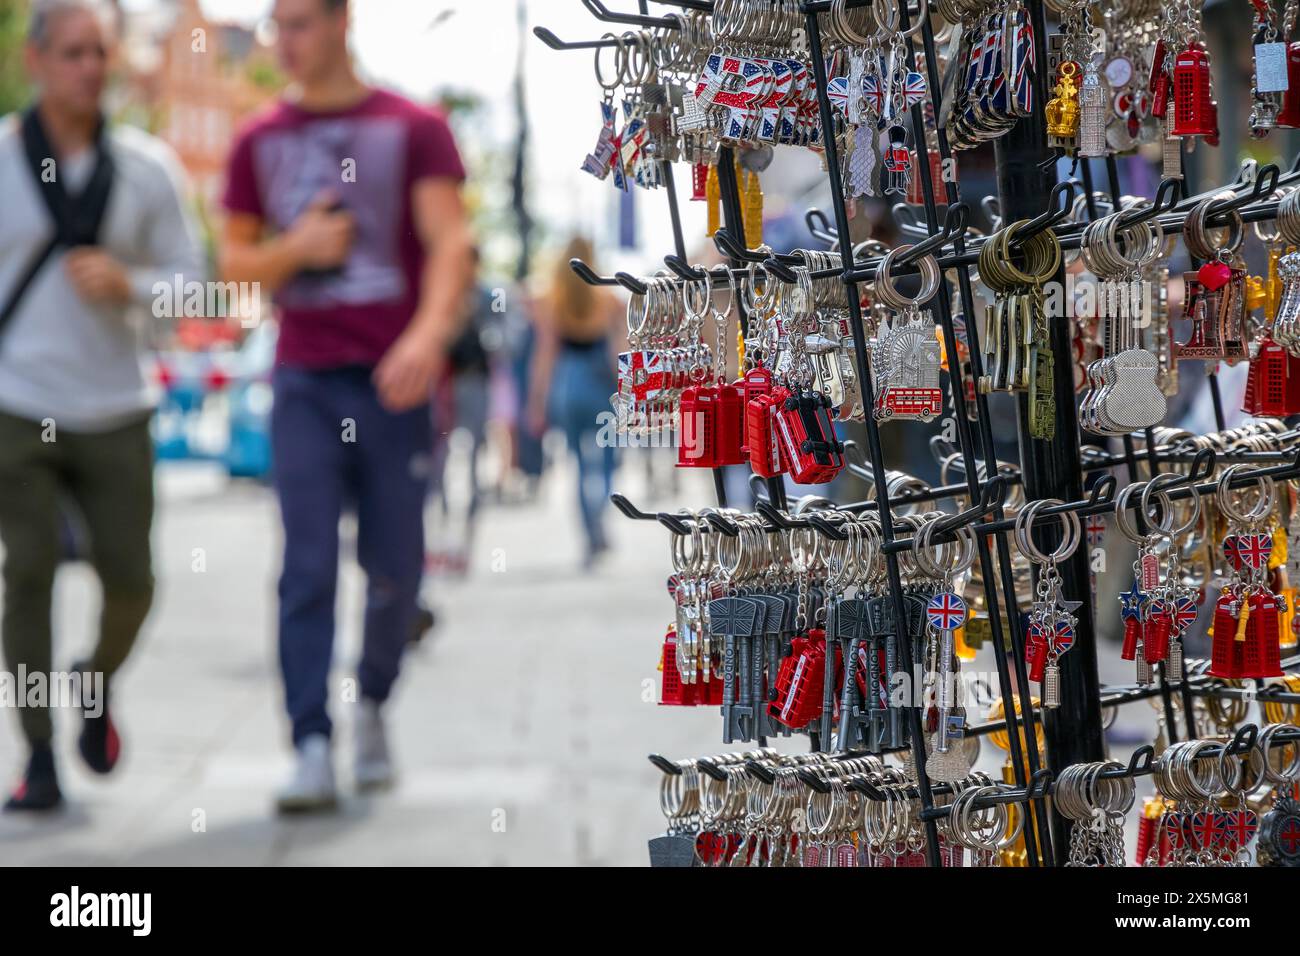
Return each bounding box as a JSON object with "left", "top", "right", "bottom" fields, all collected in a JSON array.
[
  {"left": 1210, "top": 465, "right": 1286, "bottom": 679},
  {"left": 914, "top": 518, "right": 977, "bottom": 761},
  {"left": 870, "top": 246, "right": 944, "bottom": 423},
  {"left": 1014, "top": 499, "right": 1083, "bottom": 708}
]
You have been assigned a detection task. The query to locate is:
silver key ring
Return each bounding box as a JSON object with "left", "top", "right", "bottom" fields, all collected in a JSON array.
[
  {"left": 1140, "top": 472, "right": 1198, "bottom": 539},
  {"left": 1215, "top": 465, "right": 1276, "bottom": 527},
  {"left": 1013, "top": 498, "right": 1081, "bottom": 566},
  {"left": 872, "top": 245, "right": 941, "bottom": 311}
]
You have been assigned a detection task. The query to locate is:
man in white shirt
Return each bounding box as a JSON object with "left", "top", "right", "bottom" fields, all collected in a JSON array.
[{"left": 0, "top": 0, "right": 203, "bottom": 811}]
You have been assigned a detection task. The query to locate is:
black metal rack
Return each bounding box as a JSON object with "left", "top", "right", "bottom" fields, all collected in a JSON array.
[{"left": 537, "top": 0, "right": 1300, "bottom": 867}]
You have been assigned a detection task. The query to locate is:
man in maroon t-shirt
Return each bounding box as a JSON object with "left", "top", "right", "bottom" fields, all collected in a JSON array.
[{"left": 219, "top": 0, "right": 473, "bottom": 812}]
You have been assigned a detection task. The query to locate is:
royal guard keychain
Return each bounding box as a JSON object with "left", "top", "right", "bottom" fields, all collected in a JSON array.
[{"left": 1014, "top": 500, "right": 1082, "bottom": 709}]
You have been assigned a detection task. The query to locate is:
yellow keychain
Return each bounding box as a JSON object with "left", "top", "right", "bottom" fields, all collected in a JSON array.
[
  {"left": 705, "top": 163, "right": 720, "bottom": 238},
  {"left": 741, "top": 165, "right": 764, "bottom": 248}
]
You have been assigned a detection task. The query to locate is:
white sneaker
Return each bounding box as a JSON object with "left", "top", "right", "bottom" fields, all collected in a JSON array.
[
  {"left": 275, "top": 734, "right": 337, "bottom": 813},
  {"left": 354, "top": 699, "right": 393, "bottom": 791}
]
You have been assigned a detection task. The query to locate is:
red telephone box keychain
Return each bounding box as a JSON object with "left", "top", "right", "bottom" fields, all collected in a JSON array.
[{"left": 1210, "top": 466, "right": 1285, "bottom": 679}]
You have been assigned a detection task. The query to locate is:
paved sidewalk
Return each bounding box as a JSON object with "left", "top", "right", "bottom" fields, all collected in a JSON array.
[
  {"left": 0, "top": 458, "right": 719, "bottom": 866},
  {"left": 0, "top": 456, "right": 1168, "bottom": 866}
]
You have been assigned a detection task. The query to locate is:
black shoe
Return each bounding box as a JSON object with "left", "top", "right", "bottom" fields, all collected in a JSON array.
[
  {"left": 410, "top": 605, "right": 437, "bottom": 646},
  {"left": 74, "top": 663, "right": 120, "bottom": 775},
  {"left": 4, "top": 746, "right": 62, "bottom": 812}
]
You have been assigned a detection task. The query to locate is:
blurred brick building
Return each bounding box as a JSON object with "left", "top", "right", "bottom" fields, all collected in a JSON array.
[{"left": 120, "top": 0, "right": 278, "bottom": 207}]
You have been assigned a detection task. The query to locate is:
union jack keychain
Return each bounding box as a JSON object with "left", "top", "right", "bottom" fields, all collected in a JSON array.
[
  {"left": 1136, "top": 474, "right": 1202, "bottom": 681},
  {"left": 1014, "top": 499, "right": 1083, "bottom": 709},
  {"left": 1112, "top": 479, "right": 1170, "bottom": 684},
  {"left": 914, "top": 519, "right": 976, "bottom": 758},
  {"left": 582, "top": 41, "right": 624, "bottom": 181}
]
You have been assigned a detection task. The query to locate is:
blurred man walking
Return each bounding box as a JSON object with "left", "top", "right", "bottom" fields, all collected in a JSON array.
[
  {"left": 0, "top": 0, "right": 203, "bottom": 811},
  {"left": 220, "top": 0, "right": 472, "bottom": 811}
]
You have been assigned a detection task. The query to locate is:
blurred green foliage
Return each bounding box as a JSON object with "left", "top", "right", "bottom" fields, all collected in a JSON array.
[{"left": 0, "top": 0, "right": 31, "bottom": 117}]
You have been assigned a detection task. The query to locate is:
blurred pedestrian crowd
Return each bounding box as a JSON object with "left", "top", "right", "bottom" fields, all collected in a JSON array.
[{"left": 0, "top": 0, "right": 636, "bottom": 818}]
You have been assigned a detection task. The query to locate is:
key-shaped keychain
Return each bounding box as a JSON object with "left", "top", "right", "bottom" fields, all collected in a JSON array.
[
  {"left": 709, "top": 586, "right": 759, "bottom": 744},
  {"left": 915, "top": 517, "right": 975, "bottom": 756}
]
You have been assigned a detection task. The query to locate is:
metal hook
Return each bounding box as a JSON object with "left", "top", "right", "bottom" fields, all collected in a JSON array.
[
  {"left": 663, "top": 255, "right": 710, "bottom": 281},
  {"left": 569, "top": 257, "right": 621, "bottom": 287},
  {"left": 648, "top": 753, "right": 682, "bottom": 775},
  {"left": 763, "top": 256, "right": 799, "bottom": 283},
  {"left": 532, "top": 26, "right": 624, "bottom": 50},
  {"left": 579, "top": 0, "right": 677, "bottom": 29},
  {"left": 1227, "top": 723, "right": 1259, "bottom": 757},
  {"left": 755, "top": 498, "right": 808, "bottom": 534},
  {"left": 1208, "top": 164, "right": 1279, "bottom": 218},
  {"left": 609, "top": 493, "right": 693, "bottom": 536},
  {"left": 1026, "top": 768, "right": 1054, "bottom": 799},
  {"left": 805, "top": 512, "right": 849, "bottom": 541},
  {"left": 696, "top": 758, "right": 728, "bottom": 782},
  {"left": 897, "top": 203, "right": 970, "bottom": 266},
  {"left": 1086, "top": 474, "right": 1117, "bottom": 508},
  {"left": 1011, "top": 181, "right": 1076, "bottom": 243},
  {"left": 1117, "top": 178, "right": 1180, "bottom": 227},
  {"left": 805, "top": 208, "right": 839, "bottom": 248},
  {"left": 703, "top": 512, "right": 741, "bottom": 537},
  {"left": 1126, "top": 744, "right": 1155, "bottom": 777},
  {"left": 797, "top": 768, "right": 832, "bottom": 794},
  {"left": 614, "top": 271, "right": 649, "bottom": 295}
]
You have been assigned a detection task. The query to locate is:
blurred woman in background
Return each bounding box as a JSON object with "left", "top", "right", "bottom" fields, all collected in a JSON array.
[{"left": 528, "top": 237, "right": 622, "bottom": 567}]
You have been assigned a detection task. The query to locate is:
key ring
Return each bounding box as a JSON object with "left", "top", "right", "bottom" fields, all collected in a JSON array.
[
  {"left": 1215, "top": 465, "right": 1276, "bottom": 528},
  {"left": 594, "top": 32, "right": 627, "bottom": 93},
  {"left": 1013, "top": 498, "right": 1082, "bottom": 566},
  {"left": 872, "top": 245, "right": 942, "bottom": 311},
  {"left": 1141, "top": 471, "right": 1200, "bottom": 539},
  {"left": 913, "top": 515, "right": 976, "bottom": 582},
  {"left": 1259, "top": 723, "right": 1300, "bottom": 786},
  {"left": 1112, "top": 480, "right": 1173, "bottom": 546},
  {"left": 1185, "top": 193, "right": 1244, "bottom": 262},
  {"left": 682, "top": 267, "right": 713, "bottom": 323},
  {"left": 741, "top": 260, "right": 773, "bottom": 315}
]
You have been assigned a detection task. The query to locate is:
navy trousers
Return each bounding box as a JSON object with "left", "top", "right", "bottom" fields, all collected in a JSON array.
[{"left": 271, "top": 366, "right": 430, "bottom": 745}]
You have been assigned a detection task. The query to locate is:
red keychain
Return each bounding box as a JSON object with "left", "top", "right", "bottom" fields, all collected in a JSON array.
[
  {"left": 1172, "top": 44, "right": 1216, "bottom": 138},
  {"left": 774, "top": 389, "right": 845, "bottom": 484},
  {"left": 1209, "top": 470, "right": 1285, "bottom": 678},
  {"left": 1279, "top": 42, "right": 1300, "bottom": 127}
]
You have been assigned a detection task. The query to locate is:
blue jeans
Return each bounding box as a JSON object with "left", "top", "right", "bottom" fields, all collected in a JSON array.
[
  {"left": 271, "top": 366, "right": 430, "bottom": 745},
  {"left": 550, "top": 343, "right": 617, "bottom": 553}
]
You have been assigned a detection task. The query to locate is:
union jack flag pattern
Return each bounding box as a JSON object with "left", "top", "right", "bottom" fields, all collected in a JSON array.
[
  {"left": 899, "top": 71, "right": 927, "bottom": 111},
  {"left": 1011, "top": 7, "right": 1035, "bottom": 114},
  {"left": 618, "top": 350, "right": 666, "bottom": 405},
  {"left": 1224, "top": 532, "right": 1273, "bottom": 572},
  {"left": 926, "top": 591, "right": 968, "bottom": 632}
]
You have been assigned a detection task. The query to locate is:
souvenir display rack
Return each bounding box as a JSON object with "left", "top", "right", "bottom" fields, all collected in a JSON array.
[{"left": 537, "top": 0, "right": 1300, "bottom": 866}]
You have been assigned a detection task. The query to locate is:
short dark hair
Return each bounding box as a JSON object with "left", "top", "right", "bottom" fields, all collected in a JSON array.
[
  {"left": 27, "top": 0, "right": 115, "bottom": 48},
  {"left": 322, "top": 0, "right": 348, "bottom": 10}
]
